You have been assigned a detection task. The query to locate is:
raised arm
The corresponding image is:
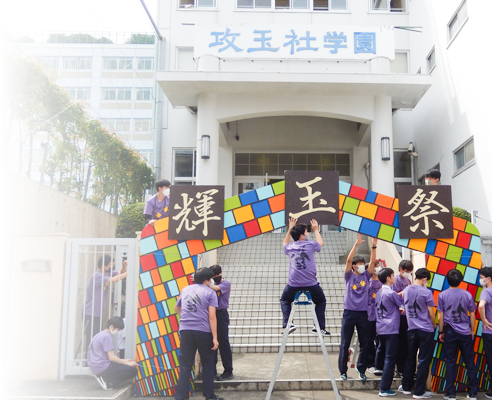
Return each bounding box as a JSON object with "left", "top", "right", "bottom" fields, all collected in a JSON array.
[
  {"left": 310, "top": 219, "right": 323, "bottom": 247},
  {"left": 283, "top": 217, "right": 297, "bottom": 246},
  {"left": 438, "top": 311, "right": 444, "bottom": 342},
  {"left": 345, "top": 234, "right": 364, "bottom": 274},
  {"left": 367, "top": 238, "right": 378, "bottom": 275}
]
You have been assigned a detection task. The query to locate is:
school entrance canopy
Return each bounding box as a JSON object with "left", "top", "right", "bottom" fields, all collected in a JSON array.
[{"left": 136, "top": 180, "right": 483, "bottom": 396}]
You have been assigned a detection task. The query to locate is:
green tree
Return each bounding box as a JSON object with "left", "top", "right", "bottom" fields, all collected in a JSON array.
[
  {"left": 116, "top": 202, "right": 146, "bottom": 238},
  {"left": 125, "top": 33, "right": 155, "bottom": 44},
  {"left": 453, "top": 207, "right": 471, "bottom": 222},
  {"left": 47, "top": 33, "right": 113, "bottom": 44}
]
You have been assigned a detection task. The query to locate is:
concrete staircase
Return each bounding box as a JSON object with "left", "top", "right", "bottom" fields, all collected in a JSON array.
[{"left": 217, "top": 230, "right": 349, "bottom": 354}]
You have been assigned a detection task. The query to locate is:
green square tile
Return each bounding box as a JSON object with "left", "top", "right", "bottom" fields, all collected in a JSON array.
[
  {"left": 138, "top": 279, "right": 142, "bottom": 291},
  {"left": 167, "top": 297, "right": 177, "bottom": 315},
  {"left": 136, "top": 335, "right": 141, "bottom": 345},
  {"left": 172, "top": 350, "right": 179, "bottom": 366},
  {"left": 475, "top": 286, "right": 483, "bottom": 302},
  {"left": 224, "top": 195, "right": 241, "bottom": 211},
  {"left": 456, "top": 264, "right": 466, "bottom": 275},
  {"left": 428, "top": 271, "right": 434, "bottom": 288},
  {"left": 158, "top": 265, "right": 173, "bottom": 282},
  {"left": 378, "top": 224, "right": 396, "bottom": 242},
  {"left": 465, "top": 222, "right": 480, "bottom": 236},
  {"left": 342, "top": 197, "right": 360, "bottom": 214},
  {"left": 446, "top": 245, "right": 463, "bottom": 263},
  {"left": 163, "top": 245, "right": 181, "bottom": 263},
  {"left": 203, "top": 239, "right": 223, "bottom": 251},
  {"left": 151, "top": 340, "right": 158, "bottom": 355},
  {"left": 272, "top": 180, "right": 285, "bottom": 195},
  {"left": 164, "top": 318, "right": 171, "bottom": 332}
]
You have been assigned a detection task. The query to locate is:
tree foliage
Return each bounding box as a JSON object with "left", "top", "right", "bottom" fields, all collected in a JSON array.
[
  {"left": 453, "top": 207, "right": 471, "bottom": 222},
  {"left": 47, "top": 33, "right": 113, "bottom": 44},
  {"left": 6, "top": 50, "right": 153, "bottom": 214},
  {"left": 126, "top": 33, "right": 155, "bottom": 44},
  {"left": 116, "top": 202, "right": 146, "bottom": 238}
]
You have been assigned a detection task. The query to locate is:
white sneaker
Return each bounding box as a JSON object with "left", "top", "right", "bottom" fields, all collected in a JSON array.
[
  {"left": 467, "top": 395, "right": 477, "bottom": 400},
  {"left": 373, "top": 369, "right": 383, "bottom": 376},
  {"left": 281, "top": 325, "right": 296, "bottom": 335},
  {"left": 95, "top": 376, "right": 112, "bottom": 390},
  {"left": 413, "top": 392, "right": 432, "bottom": 399},
  {"left": 398, "top": 385, "right": 412, "bottom": 395}
]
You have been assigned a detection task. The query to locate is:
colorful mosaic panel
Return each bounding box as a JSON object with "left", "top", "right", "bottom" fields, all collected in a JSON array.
[{"left": 136, "top": 180, "right": 483, "bottom": 396}]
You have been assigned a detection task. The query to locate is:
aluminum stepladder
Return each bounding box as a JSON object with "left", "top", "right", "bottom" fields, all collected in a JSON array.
[
  {"left": 348, "top": 331, "right": 360, "bottom": 369},
  {"left": 265, "top": 291, "right": 342, "bottom": 400}
]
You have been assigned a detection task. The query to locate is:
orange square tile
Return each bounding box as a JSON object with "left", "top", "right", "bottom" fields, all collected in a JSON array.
[
  {"left": 153, "top": 284, "right": 167, "bottom": 302},
  {"left": 453, "top": 216, "right": 467, "bottom": 232},
  {"left": 426, "top": 256, "right": 440, "bottom": 272},
  {"left": 440, "top": 229, "right": 458, "bottom": 245},
  {"left": 148, "top": 304, "right": 159, "bottom": 321},
  {"left": 176, "top": 276, "right": 189, "bottom": 292},
  {"left": 136, "top": 346, "right": 144, "bottom": 362},
  {"left": 145, "top": 325, "right": 151, "bottom": 340},
  {"left": 174, "top": 331, "right": 181, "bottom": 348},
  {"left": 339, "top": 210, "right": 343, "bottom": 223},
  {"left": 268, "top": 194, "right": 285, "bottom": 213},
  {"left": 339, "top": 194, "right": 346, "bottom": 209},
  {"left": 470, "top": 252, "right": 482, "bottom": 269},
  {"left": 357, "top": 201, "right": 378, "bottom": 220},
  {"left": 258, "top": 215, "right": 274, "bottom": 232},
  {"left": 155, "top": 231, "right": 178, "bottom": 250},
  {"left": 392, "top": 198, "right": 399, "bottom": 211},
  {"left": 233, "top": 205, "right": 255, "bottom": 224},
  {"left": 459, "top": 281, "right": 468, "bottom": 290},
  {"left": 375, "top": 193, "right": 394, "bottom": 209},
  {"left": 139, "top": 307, "right": 150, "bottom": 324},
  {"left": 182, "top": 258, "right": 195, "bottom": 275},
  {"left": 434, "top": 242, "right": 449, "bottom": 259},
  {"left": 150, "top": 269, "right": 162, "bottom": 285},
  {"left": 154, "top": 217, "right": 169, "bottom": 233},
  {"left": 187, "top": 240, "right": 205, "bottom": 256},
  {"left": 409, "top": 239, "right": 428, "bottom": 252},
  {"left": 222, "top": 230, "right": 230, "bottom": 246},
  {"left": 433, "top": 291, "right": 439, "bottom": 307}
]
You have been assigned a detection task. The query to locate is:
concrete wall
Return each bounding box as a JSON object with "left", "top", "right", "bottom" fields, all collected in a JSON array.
[{"left": 2, "top": 167, "right": 117, "bottom": 380}]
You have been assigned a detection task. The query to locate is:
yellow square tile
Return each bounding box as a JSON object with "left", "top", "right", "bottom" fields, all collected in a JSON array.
[
  {"left": 157, "top": 319, "right": 167, "bottom": 335},
  {"left": 426, "top": 255, "right": 440, "bottom": 272},
  {"left": 409, "top": 239, "right": 428, "bottom": 252},
  {"left": 153, "top": 284, "right": 167, "bottom": 302},
  {"left": 392, "top": 198, "right": 399, "bottom": 211},
  {"left": 177, "top": 276, "right": 189, "bottom": 292},
  {"left": 233, "top": 205, "right": 255, "bottom": 224},
  {"left": 356, "top": 201, "right": 378, "bottom": 220},
  {"left": 339, "top": 194, "right": 346, "bottom": 209},
  {"left": 258, "top": 215, "right": 274, "bottom": 232},
  {"left": 140, "top": 308, "right": 150, "bottom": 324},
  {"left": 154, "top": 217, "right": 169, "bottom": 233},
  {"left": 470, "top": 252, "right": 482, "bottom": 269},
  {"left": 222, "top": 230, "right": 230, "bottom": 246},
  {"left": 182, "top": 257, "right": 195, "bottom": 275}
]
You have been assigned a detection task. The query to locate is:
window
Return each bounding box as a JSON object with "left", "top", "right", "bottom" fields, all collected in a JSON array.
[
  {"left": 139, "top": 150, "right": 154, "bottom": 164},
  {"left": 393, "top": 150, "right": 413, "bottom": 194},
  {"left": 68, "top": 88, "right": 91, "bottom": 101},
  {"left": 137, "top": 57, "right": 154, "bottom": 70},
  {"left": 370, "top": 0, "right": 406, "bottom": 12},
  {"left": 390, "top": 52, "right": 409, "bottom": 73},
  {"left": 454, "top": 138, "right": 474, "bottom": 172},
  {"left": 63, "top": 57, "right": 93, "bottom": 70},
  {"left": 101, "top": 119, "right": 131, "bottom": 131},
  {"left": 426, "top": 48, "right": 436, "bottom": 73},
  {"left": 136, "top": 88, "right": 152, "bottom": 101},
  {"left": 41, "top": 57, "right": 58, "bottom": 69},
  {"left": 103, "top": 57, "right": 133, "bottom": 70},
  {"left": 176, "top": 47, "right": 195, "bottom": 71},
  {"left": 173, "top": 149, "right": 197, "bottom": 185},
  {"left": 448, "top": 1, "right": 468, "bottom": 43},
  {"left": 235, "top": 153, "right": 350, "bottom": 176},
  {"left": 179, "top": 0, "right": 215, "bottom": 8},
  {"left": 134, "top": 119, "right": 151, "bottom": 131},
  {"left": 101, "top": 88, "right": 132, "bottom": 101},
  {"left": 237, "top": 0, "right": 347, "bottom": 10}
]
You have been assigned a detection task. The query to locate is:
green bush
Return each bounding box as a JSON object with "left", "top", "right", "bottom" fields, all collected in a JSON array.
[
  {"left": 453, "top": 207, "right": 471, "bottom": 222},
  {"left": 116, "top": 202, "right": 146, "bottom": 238}
]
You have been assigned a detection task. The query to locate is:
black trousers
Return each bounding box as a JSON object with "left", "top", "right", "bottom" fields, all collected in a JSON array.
[
  {"left": 280, "top": 283, "right": 326, "bottom": 329},
  {"left": 338, "top": 309, "right": 370, "bottom": 375},
  {"left": 214, "top": 309, "right": 233, "bottom": 374},
  {"left": 367, "top": 320, "right": 377, "bottom": 368},
  {"left": 377, "top": 334, "right": 399, "bottom": 391},
  {"left": 99, "top": 361, "right": 138, "bottom": 387},
  {"left": 396, "top": 315, "right": 408, "bottom": 373},
  {"left": 175, "top": 330, "right": 216, "bottom": 400}
]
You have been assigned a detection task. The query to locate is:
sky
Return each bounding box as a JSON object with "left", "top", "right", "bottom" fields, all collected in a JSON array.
[{"left": 2, "top": 0, "right": 158, "bottom": 36}]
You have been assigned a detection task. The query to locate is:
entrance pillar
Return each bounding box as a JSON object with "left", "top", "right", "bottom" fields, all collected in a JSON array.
[
  {"left": 196, "top": 93, "right": 219, "bottom": 185},
  {"left": 370, "top": 95, "right": 395, "bottom": 197}
]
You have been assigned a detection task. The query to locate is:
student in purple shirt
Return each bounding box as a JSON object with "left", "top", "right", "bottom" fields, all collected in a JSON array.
[
  {"left": 338, "top": 234, "right": 377, "bottom": 381},
  {"left": 438, "top": 269, "right": 477, "bottom": 400},
  {"left": 210, "top": 264, "right": 234, "bottom": 381},
  {"left": 400, "top": 268, "right": 436, "bottom": 399},
  {"left": 392, "top": 259, "right": 413, "bottom": 377},
  {"left": 174, "top": 267, "right": 222, "bottom": 400},
  {"left": 375, "top": 268, "right": 404, "bottom": 397},
  {"left": 478, "top": 266, "right": 492, "bottom": 400},
  {"left": 88, "top": 316, "right": 138, "bottom": 390},
  {"left": 367, "top": 259, "right": 383, "bottom": 375},
  {"left": 143, "top": 179, "right": 170, "bottom": 226},
  {"left": 280, "top": 218, "right": 328, "bottom": 336}
]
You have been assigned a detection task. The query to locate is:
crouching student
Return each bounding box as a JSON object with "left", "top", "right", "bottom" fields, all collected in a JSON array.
[
  {"left": 478, "top": 266, "right": 492, "bottom": 400},
  {"left": 438, "top": 269, "right": 478, "bottom": 400},
  {"left": 375, "top": 268, "right": 403, "bottom": 397},
  {"left": 87, "top": 316, "right": 138, "bottom": 390},
  {"left": 174, "top": 267, "right": 223, "bottom": 400},
  {"left": 400, "top": 268, "right": 436, "bottom": 399}
]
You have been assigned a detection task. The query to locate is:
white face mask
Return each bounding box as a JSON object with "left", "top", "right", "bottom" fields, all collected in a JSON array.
[
  {"left": 374, "top": 267, "right": 382, "bottom": 275},
  {"left": 480, "top": 278, "right": 489, "bottom": 288},
  {"left": 163, "top": 188, "right": 170, "bottom": 196},
  {"left": 403, "top": 272, "right": 412, "bottom": 280},
  {"left": 425, "top": 179, "right": 430, "bottom": 186},
  {"left": 356, "top": 264, "right": 365, "bottom": 274},
  {"left": 110, "top": 327, "right": 119, "bottom": 336},
  {"left": 208, "top": 280, "right": 215, "bottom": 288}
]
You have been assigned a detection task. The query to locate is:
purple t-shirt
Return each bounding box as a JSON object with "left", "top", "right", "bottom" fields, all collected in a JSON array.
[
  {"left": 344, "top": 270, "right": 371, "bottom": 311},
  {"left": 375, "top": 285, "right": 404, "bottom": 335},
  {"left": 479, "top": 287, "right": 492, "bottom": 335},
  {"left": 392, "top": 275, "right": 411, "bottom": 293},
  {"left": 83, "top": 270, "right": 118, "bottom": 317},
  {"left": 403, "top": 285, "right": 435, "bottom": 333},
  {"left": 216, "top": 279, "right": 231, "bottom": 310},
  {"left": 88, "top": 330, "right": 113, "bottom": 375},
  {"left": 284, "top": 240, "right": 321, "bottom": 287},
  {"left": 368, "top": 278, "right": 383, "bottom": 321},
  {"left": 437, "top": 288, "right": 476, "bottom": 335},
  {"left": 176, "top": 283, "right": 218, "bottom": 332},
  {"left": 143, "top": 194, "right": 169, "bottom": 220}
]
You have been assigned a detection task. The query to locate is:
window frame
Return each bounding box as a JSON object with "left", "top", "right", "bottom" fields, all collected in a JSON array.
[
  {"left": 453, "top": 137, "right": 475, "bottom": 177},
  {"left": 101, "top": 88, "right": 132, "bottom": 101},
  {"left": 67, "top": 88, "right": 91, "bottom": 101},
  {"left": 390, "top": 50, "right": 410, "bottom": 74},
  {"left": 62, "top": 57, "right": 93, "bottom": 70},
  {"left": 173, "top": 148, "right": 197, "bottom": 185},
  {"left": 136, "top": 88, "right": 153, "bottom": 101},
  {"left": 101, "top": 118, "right": 132, "bottom": 132},
  {"left": 369, "top": 0, "right": 407, "bottom": 13},
  {"left": 178, "top": 0, "right": 217, "bottom": 9},
  {"left": 235, "top": 0, "right": 349, "bottom": 11},
  {"left": 137, "top": 57, "right": 154, "bottom": 70},
  {"left": 41, "top": 57, "right": 59, "bottom": 70},
  {"left": 134, "top": 119, "right": 152, "bottom": 132},
  {"left": 447, "top": 0, "right": 468, "bottom": 45},
  {"left": 426, "top": 47, "right": 436, "bottom": 73},
  {"left": 103, "top": 57, "right": 133, "bottom": 70}
]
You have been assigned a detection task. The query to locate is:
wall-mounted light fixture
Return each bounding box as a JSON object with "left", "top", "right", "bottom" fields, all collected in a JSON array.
[
  {"left": 201, "top": 134, "right": 210, "bottom": 159},
  {"left": 381, "top": 137, "right": 391, "bottom": 161}
]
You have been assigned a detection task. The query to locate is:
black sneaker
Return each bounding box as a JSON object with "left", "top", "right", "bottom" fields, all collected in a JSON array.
[
  {"left": 311, "top": 328, "right": 331, "bottom": 336},
  {"left": 281, "top": 325, "right": 296, "bottom": 335},
  {"left": 217, "top": 372, "right": 234, "bottom": 381}
]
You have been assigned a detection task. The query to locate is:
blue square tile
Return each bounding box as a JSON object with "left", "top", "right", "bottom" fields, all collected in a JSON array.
[
  {"left": 359, "top": 219, "right": 381, "bottom": 237},
  {"left": 156, "top": 302, "right": 165, "bottom": 318},
  {"left": 166, "top": 280, "right": 179, "bottom": 297},
  {"left": 464, "top": 267, "right": 479, "bottom": 284},
  {"left": 178, "top": 242, "right": 190, "bottom": 259},
  {"left": 226, "top": 225, "right": 246, "bottom": 243},
  {"left": 149, "top": 321, "right": 160, "bottom": 339},
  {"left": 154, "top": 250, "right": 166, "bottom": 267},
  {"left": 469, "top": 236, "right": 481, "bottom": 253},
  {"left": 430, "top": 273, "right": 445, "bottom": 291},
  {"left": 256, "top": 185, "right": 275, "bottom": 200},
  {"left": 339, "top": 181, "right": 351, "bottom": 196},
  {"left": 393, "top": 229, "right": 409, "bottom": 247},
  {"left": 161, "top": 300, "right": 170, "bottom": 316},
  {"left": 224, "top": 210, "right": 236, "bottom": 228},
  {"left": 442, "top": 278, "right": 450, "bottom": 291},
  {"left": 137, "top": 326, "right": 148, "bottom": 342},
  {"left": 461, "top": 249, "right": 473, "bottom": 266},
  {"left": 271, "top": 211, "right": 286, "bottom": 229},
  {"left": 393, "top": 213, "right": 399, "bottom": 228},
  {"left": 425, "top": 240, "right": 437, "bottom": 255},
  {"left": 239, "top": 190, "right": 258, "bottom": 206},
  {"left": 148, "top": 287, "right": 157, "bottom": 303},
  {"left": 140, "top": 271, "right": 153, "bottom": 289},
  {"left": 140, "top": 236, "right": 157, "bottom": 255},
  {"left": 365, "top": 190, "right": 377, "bottom": 203},
  {"left": 252, "top": 200, "right": 271, "bottom": 219},
  {"left": 341, "top": 213, "right": 362, "bottom": 232}
]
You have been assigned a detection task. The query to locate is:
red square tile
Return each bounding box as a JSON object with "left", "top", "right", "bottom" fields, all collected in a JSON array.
[
  {"left": 349, "top": 185, "right": 368, "bottom": 200},
  {"left": 138, "top": 289, "right": 151, "bottom": 307},
  {"left": 243, "top": 220, "right": 261, "bottom": 237},
  {"left": 171, "top": 261, "right": 185, "bottom": 278},
  {"left": 456, "top": 232, "right": 472, "bottom": 249},
  {"left": 141, "top": 254, "right": 157, "bottom": 272},
  {"left": 436, "top": 259, "right": 456, "bottom": 275},
  {"left": 374, "top": 207, "right": 396, "bottom": 225}
]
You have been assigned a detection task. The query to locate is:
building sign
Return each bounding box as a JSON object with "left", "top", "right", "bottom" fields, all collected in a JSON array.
[
  {"left": 169, "top": 186, "right": 225, "bottom": 240},
  {"left": 285, "top": 171, "right": 339, "bottom": 225},
  {"left": 195, "top": 25, "right": 394, "bottom": 60},
  {"left": 398, "top": 185, "right": 454, "bottom": 239}
]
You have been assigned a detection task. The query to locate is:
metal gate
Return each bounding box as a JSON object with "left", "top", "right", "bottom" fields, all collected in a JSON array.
[{"left": 60, "top": 238, "right": 138, "bottom": 378}]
